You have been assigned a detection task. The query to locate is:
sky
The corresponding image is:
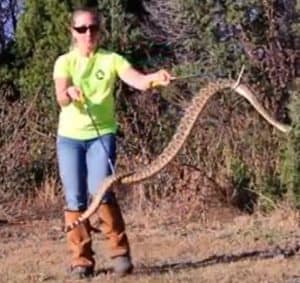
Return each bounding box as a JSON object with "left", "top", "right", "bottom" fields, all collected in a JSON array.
[{"left": 1, "top": 0, "right": 23, "bottom": 41}]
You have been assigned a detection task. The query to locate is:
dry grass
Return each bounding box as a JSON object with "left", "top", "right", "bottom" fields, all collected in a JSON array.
[{"left": 0, "top": 188, "right": 300, "bottom": 283}]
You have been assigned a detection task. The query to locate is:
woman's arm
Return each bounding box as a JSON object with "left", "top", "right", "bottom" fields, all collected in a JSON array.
[
  {"left": 54, "top": 78, "right": 72, "bottom": 107},
  {"left": 119, "top": 67, "right": 171, "bottom": 91},
  {"left": 54, "top": 78, "right": 83, "bottom": 107}
]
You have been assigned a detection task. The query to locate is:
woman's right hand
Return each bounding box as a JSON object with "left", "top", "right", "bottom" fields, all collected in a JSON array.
[{"left": 67, "top": 86, "right": 84, "bottom": 102}]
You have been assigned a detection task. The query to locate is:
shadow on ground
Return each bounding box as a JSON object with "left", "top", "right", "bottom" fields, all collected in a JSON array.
[{"left": 94, "top": 244, "right": 300, "bottom": 277}]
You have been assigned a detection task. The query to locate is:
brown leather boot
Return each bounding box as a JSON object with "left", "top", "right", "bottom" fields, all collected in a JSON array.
[
  {"left": 97, "top": 202, "right": 133, "bottom": 276},
  {"left": 64, "top": 211, "right": 95, "bottom": 278}
]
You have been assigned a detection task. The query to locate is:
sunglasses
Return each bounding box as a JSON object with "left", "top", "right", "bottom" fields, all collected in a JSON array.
[{"left": 72, "top": 24, "right": 99, "bottom": 34}]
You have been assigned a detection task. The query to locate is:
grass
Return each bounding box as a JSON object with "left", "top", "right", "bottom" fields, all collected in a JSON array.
[{"left": 0, "top": 186, "right": 300, "bottom": 283}]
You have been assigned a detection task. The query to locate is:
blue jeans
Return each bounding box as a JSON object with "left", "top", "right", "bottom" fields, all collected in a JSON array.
[{"left": 57, "top": 134, "right": 116, "bottom": 211}]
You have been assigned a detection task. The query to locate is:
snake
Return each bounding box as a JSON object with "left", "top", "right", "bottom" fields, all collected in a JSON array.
[{"left": 65, "top": 79, "right": 291, "bottom": 232}]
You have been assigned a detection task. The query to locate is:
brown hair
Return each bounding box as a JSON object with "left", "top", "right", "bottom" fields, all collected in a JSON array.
[{"left": 71, "top": 6, "right": 100, "bottom": 27}]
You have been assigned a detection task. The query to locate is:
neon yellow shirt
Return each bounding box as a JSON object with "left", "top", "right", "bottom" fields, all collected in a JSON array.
[{"left": 53, "top": 48, "right": 131, "bottom": 140}]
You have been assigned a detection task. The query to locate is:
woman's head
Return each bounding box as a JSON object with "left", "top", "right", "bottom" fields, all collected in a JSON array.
[{"left": 70, "top": 7, "right": 100, "bottom": 55}]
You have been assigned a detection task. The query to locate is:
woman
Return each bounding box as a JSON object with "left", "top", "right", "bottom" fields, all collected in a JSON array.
[{"left": 53, "top": 6, "right": 171, "bottom": 279}]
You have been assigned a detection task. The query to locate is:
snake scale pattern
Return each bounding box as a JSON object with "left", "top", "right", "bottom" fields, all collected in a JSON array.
[{"left": 65, "top": 79, "right": 291, "bottom": 232}]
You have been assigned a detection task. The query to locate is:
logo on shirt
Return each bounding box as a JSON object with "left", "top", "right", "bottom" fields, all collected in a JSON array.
[{"left": 96, "top": 69, "right": 105, "bottom": 80}]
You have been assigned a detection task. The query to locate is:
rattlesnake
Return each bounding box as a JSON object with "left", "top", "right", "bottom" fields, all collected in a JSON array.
[{"left": 65, "top": 79, "right": 291, "bottom": 232}]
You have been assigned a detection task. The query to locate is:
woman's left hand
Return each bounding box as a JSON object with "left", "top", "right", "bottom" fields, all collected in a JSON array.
[{"left": 150, "top": 69, "right": 172, "bottom": 88}]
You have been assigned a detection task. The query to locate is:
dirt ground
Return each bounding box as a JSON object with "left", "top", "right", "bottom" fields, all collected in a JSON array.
[{"left": 0, "top": 202, "right": 300, "bottom": 283}]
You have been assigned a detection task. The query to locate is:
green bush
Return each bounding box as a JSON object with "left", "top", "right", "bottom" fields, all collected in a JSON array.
[{"left": 0, "top": 0, "right": 299, "bottom": 213}]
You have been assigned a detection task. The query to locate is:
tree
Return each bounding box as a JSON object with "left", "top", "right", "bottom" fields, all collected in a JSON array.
[{"left": 1, "top": 0, "right": 299, "bottom": 210}]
